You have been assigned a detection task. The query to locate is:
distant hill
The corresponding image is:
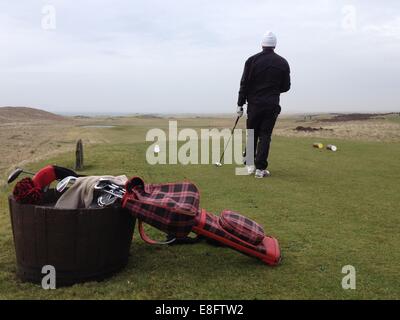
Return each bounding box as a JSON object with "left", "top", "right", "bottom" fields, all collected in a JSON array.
[{"left": 0, "top": 107, "right": 66, "bottom": 123}]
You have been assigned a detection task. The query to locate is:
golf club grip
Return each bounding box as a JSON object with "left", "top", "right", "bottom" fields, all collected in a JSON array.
[
  {"left": 232, "top": 116, "right": 240, "bottom": 133},
  {"left": 53, "top": 165, "right": 81, "bottom": 179}
]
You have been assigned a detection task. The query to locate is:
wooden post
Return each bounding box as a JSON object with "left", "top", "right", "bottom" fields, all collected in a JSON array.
[{"left": 75, "top": 139, "right": 84, "bottom": 170}]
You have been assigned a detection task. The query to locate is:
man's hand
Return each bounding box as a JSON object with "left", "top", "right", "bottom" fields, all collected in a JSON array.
[{"left": 237, "top": 106, "right": 244, "bottom": 117}]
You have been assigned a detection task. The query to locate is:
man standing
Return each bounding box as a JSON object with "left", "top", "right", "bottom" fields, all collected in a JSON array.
[{"left": 237, "top": 31, "right": 291, "bottom": 178}]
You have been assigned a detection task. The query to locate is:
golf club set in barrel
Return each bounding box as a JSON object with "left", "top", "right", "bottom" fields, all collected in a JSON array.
[
  {"left": 7, "top": 165, "right": 126, "bottom": 208},
  {"left": 55, "top": 175, "right": 125, "bottom": 207},
  {"left": 7, "top": 162, "right": 282, "bottom": 266}
]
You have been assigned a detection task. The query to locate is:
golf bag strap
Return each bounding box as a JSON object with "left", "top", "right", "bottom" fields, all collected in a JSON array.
[
  {"left": 198, "top": 209, "right": 207, "bottom": 229},
  {"left": 138, "top": 220, "right": 176, "bottom": 245}
]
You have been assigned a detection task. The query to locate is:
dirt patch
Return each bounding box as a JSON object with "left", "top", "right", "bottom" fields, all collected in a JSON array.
[
  {"left": 294, "top": 126, "right": 333, "bottom": 132},
  {"left": 275, "top": 115, "right": 400, "bottom": 142},
  {"left": 322, "top": 113, "right": 386, "bottom": 122}
]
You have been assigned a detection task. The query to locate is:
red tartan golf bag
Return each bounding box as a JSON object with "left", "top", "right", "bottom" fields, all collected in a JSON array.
[
  {"left": 122, "top": 177, "right": 200, "bottom": 239},
  {"left": 122, "top": 177, "right": 281, "bottom": 266}
]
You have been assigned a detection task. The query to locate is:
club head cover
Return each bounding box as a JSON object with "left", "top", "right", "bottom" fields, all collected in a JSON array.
[
  {"left": 53, "top": 165, "right": 81, "bottom": 180},
  {"left": 32, "top": 165, "right": 80, "bottom": 189},
  {"left": 13, "top": 177, "right": 43, "bottom": 204}
]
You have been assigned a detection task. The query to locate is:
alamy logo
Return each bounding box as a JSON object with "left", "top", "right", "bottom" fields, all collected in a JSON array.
[
  {"left": 41, "top": 265, "right": 56, "bottom": 289},
  {"left": 341, "top": 265, "right": 356, "bottom": 290},
  {"left": 41, "top": 5, "right": 57, "bottom": 30},
  {"left": 341, "top": 5, "right": 357, "bottom": 32},
  {"left": 145, "top": 121, "right": 254, "bottom": 175}
]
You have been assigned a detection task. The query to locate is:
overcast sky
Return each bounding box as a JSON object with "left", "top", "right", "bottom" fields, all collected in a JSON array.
[{"left": 1, "top": 0, "right": 399, "bottom": 114}]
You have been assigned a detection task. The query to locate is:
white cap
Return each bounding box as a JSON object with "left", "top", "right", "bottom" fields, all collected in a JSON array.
[{"left": 261, "top": 31, "right": 277, "bottom": 48}]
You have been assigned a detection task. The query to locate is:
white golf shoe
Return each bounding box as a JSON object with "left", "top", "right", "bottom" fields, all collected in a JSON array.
[
  {"left": 255, "top": 169, "right": 271, "bottom": 179},
  {"left": 246, "top": 165, "right": 256, "bottom": 175}
]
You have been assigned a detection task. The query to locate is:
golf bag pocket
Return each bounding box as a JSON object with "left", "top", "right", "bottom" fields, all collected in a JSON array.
[
  {"left": 122, "top": 177, "right": 199, "bottom": 238},
  {"left": 192, "top": 209, "right": 281, "bottom": 266},
  {"left": 219, "top": 210, "right": 265, "bottom": 246}
]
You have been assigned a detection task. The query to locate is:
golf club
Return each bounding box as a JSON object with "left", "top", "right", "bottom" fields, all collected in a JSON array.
[
  {"left": 56, "top": 176, "right": 78, "bottom": 192},
  {"left": 57, "top": 176, "right": 126, "bottom": 207},
  {"left": 215, "top": 115, "right": 241, "bottom": 167},
  {"left": 7, "top": 168, "right": 35, "bottom": 184},
  {"left": 94, "top": 179, "right": 125, "bottom": 198},
  {"left": 95, "top": 179, "right": 126, "bottom": 207},
  {"left": 8, "top": 165, "right": 81, "bottom": 186},
  {"left": 97, "top": 193, "right": 118, "bottom": 207}
]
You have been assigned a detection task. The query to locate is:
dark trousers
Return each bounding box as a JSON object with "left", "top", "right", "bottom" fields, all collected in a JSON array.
[{"left": 246, "top": 105, "right": 280, "bottom": 170}]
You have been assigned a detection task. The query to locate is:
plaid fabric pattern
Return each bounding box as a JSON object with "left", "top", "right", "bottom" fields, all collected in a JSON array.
[
  {"left": 197, "top": 211, "right": 267, "bottom": 254},
  {"left": 220, "top": 210, "right": 265, "bottom": 245},
  {"left": 122, "top": 177, "right": 199, "bottom": 238}
]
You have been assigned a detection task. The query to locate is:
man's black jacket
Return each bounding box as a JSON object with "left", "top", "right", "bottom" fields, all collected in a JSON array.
[{"left": 238, "top": 48, "right": 290, "bottom": 109}]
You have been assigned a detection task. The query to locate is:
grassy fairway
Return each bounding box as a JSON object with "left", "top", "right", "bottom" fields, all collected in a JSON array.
[{"left": 0, "top": 132, "right": 399, "bottom": 299}]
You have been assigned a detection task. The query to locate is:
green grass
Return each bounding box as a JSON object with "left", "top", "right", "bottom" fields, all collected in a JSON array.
[{"left": 1, "top": 136, "right": 399, "bottom": 299}]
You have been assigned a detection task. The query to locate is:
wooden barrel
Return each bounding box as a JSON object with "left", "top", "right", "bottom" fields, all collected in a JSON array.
[{"left": 8, "top": 189, "right": 135, "bottom": 286}]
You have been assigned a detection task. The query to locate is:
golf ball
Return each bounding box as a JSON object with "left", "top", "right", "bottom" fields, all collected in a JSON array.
[{"left": 327, "top": 144, "right": 337, "bottom": 151}]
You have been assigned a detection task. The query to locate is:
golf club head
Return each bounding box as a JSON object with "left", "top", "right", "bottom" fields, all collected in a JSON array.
[
  {"left": 97, "top": 193, "right": 118, "bottom": 207},
  {"left": 94, "top": 179, "right": 125, "bottom": 198},
  {"left": 56, "top": 176, "right": 77, "bottom": 192},
  {"left": 94, "top": 179, "right": 113, "bottom": 190},
  {"left": 215, "top": 162, "right": 222, "bottom": 167},
  {"left": 7, "top": 168, "right": 24, "bottom": 184}
]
